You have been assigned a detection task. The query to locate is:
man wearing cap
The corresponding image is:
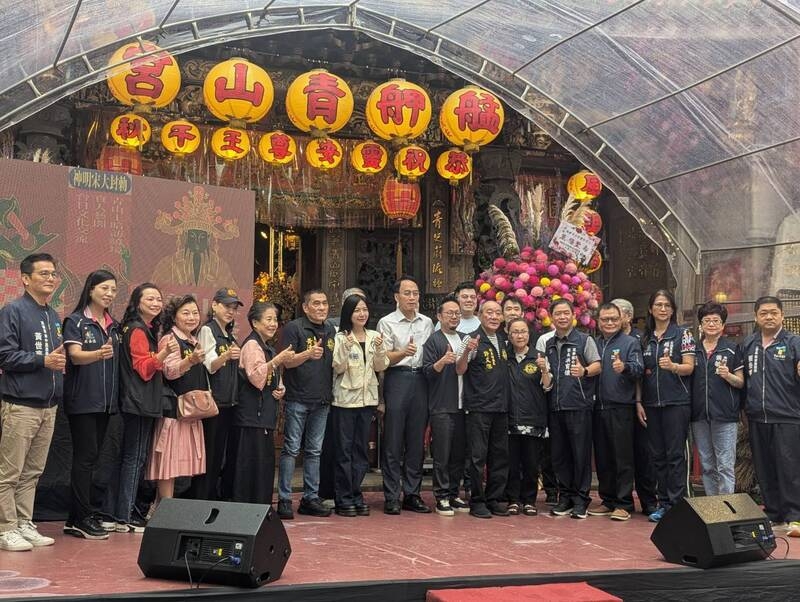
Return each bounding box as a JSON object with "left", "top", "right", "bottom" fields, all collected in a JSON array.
[{"left": 193, "top": 288, "right": 243, "bottom": 500}]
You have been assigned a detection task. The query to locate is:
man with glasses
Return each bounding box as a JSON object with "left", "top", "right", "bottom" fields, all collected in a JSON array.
[
  {"left": 457, "top": 300, "right": 510, "bottom": 518},
  {"left": 377, "top": 276, "right": 434, "bottom": 514},
  {"left": 0, "top": 253, "right": 66, "bottom": 551},
  {"left": 742, "top": 296, "right": 800, "bottom": 536},
  {"left": 588, "top": 303, "right": 643, "bottom": 522},
  {"left": 543, "top": 299, "right": 601, "bottom": 520},
  {"left": 423, "top": 296, "right": 469, "bottom": 516}
]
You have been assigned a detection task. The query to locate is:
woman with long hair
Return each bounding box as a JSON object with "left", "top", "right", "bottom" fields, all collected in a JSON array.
[
  {"left": 113, "top": 283, "right": 176, "bottom": 532},
  {"left": 62, "top": 270, "right": 120, "bottom": 539},
  {"left": 638, "top": 289, "right": 696, "bottom": 522},
  {"left": 146, "top": 294, "right": 208, "bottom": 504},
  {"left": 331, "top": 293, "right": 388, "bottom": 517},
  {"left": 691, "top": 302, "right": 744, "bottom": 496},
  {"left": 229, "top": 302, "right": 295, "bottom": 504},
  {"left": 191, "top": 288, "right": 243, "bottom": 500}
]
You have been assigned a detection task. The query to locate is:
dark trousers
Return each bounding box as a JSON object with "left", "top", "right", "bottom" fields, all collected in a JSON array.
[
  {"left": 318, "top": 408, "right": 336, "bottom": 500},
  {"left": 332, "top": 405, "right": 374, "bottom": 507},
  {"left": 466, "top": 411, "right": 509, "bottom": 506},
  {"left": 229, "top": 426, "right": 275, "bottom": 505},
  {"left": 429, "top": 412, "right": 466, "bottom": 500},
  {"left": 593, "top": 405, "right": 635, "bottom": 511},
  {"left": 113, "top": 413, "right": 154, "bottom": 523},
  {"left": 382, "top": 370, "right": 428, "bottom": 501},
  {"left": 634, "top": 417, "right": 658, "bottom": 512},
  {"left": 540, "top": 437, "right": 558, "bottom": 496},
  {"left": 190, "top": 406, "right": 234, "bottom": 500},
  {"left": 550, "top": 409, "right": 593, "bottom": 508},
  {"left": 646, "top": 404, "right": 690, "bottom": 509},
  {"left": 749, "top": 421, "right": 800, "bottom": 523},
  {"left": 506, "top": 434, "right": 543, "bottom": 504},
  {"left": 67, "top": 412, "right": 110, "bottom": 523}
]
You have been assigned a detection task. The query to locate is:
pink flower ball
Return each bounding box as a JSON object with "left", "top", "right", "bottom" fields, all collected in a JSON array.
[
  {"left": 577, "top": 272, "right": 587, "bottom": 280},
  {"left": 547, "top": 264, "right": 560, "bottom": 276},
  {"left": 589, "top": 319, "right": 597, "bottom": 329},
  {"left": 545, "top": 286, "right": 555, "bottom": 295},
  {"left": 565, "top": 262, "right": 578, "bottom": 275},
  {"left": 560, "top": 283, "right": 570, "bottom": 294},
  {"left": 531, "top": 286, "right": 544, "bottom": 297},
  {"left": 494, "top": 276, "right": 506, "bottom": 288},
  {"left": 555, "top": 259, "right": 565, "bottom": 269},
  {"left": 536, "top": 308, "right": 549, "bottom": 319},
  {"left": 579, "top": 313, "right": 591, "bottom": 326},
  {"left": 518, "top": 272, "right": 530, "bottom": 283},
  {"left": 523, "top": 295, "right": 535, "bottom": 307},
  {"left": 520, "top": 250, "right": 532, "bottom": 261},
  {"left": 563, "top": 293, "right": 575, "bottom": 303},
  {"left": 560, "top": 274, "right": 572, "bottom": 284},
  {"left": 535, "top": 249, "right": 548, "bottom": 260},
  {"left": 494, "top": 258, "right": 507, "bottom": 270},
  {"left": 526, "top": 266, "right": 538, "bottom": 276},
  {"left": 485, "top": 289, "right": 497, "bottom": 300},
  {"left": 525, "top": 311, "right": 536, "bottom": 322},
  {"left": 513, "top": 279, "right": 524, "bottom": 289},
  {"left": 571, "top": 276, "right": 582, "bottom": 286},
  {"left": 529, "top": 276, "right": 540, "bottom": 286},
  {"left": 515, "top": 288, "right": 527, "bottom": 299},
  {"left": 519, "top": 262, "right": 530, "bottom": 271},
  {"left": 588, "top": 299, "right": 599, "bottom": 309}
]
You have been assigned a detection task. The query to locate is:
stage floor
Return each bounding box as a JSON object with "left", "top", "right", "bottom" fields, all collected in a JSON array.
[{"left": 2, "top": 491, "right": 799, "bottom": 599}]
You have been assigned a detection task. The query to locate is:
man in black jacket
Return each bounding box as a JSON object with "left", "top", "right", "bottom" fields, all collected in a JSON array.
[
  {"left": 457, "top": 300, "right": 510, "bottom": 519},
  {"left": 588, "top": 303, "right": 643, "bottom": 521},
  {"left": 423, "top": 296, "right": 468, "bottom": 516},
  {"left": 0, "top": 253, "right": 66, "bottom": 551},
  {"left": 544, "top": 299, "right": 601, "bottom": 520}
]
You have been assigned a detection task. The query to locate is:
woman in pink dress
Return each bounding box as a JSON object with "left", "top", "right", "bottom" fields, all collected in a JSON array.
[{"left": 147, "top": 294, "right": 207, "bottom": 502}]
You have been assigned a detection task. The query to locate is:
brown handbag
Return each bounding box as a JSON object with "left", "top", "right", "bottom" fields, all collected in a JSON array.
[{"left": 177, "top": 389, "right": 218, "bottom": 421}]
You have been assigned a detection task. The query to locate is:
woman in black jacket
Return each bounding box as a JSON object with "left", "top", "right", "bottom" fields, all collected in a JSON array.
[
  {"left": 505, "top": 318, "right": 552, "bottom": 516},
  {"left": 62, "top": 270, "right": 120, "bottom": 540}
]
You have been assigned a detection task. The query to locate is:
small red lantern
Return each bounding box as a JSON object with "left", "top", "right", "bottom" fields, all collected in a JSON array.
[
  {"left": 583, "top": 250, "right": 603, "bottom": 274},
  {"left": 582, "top": 209, "right": 602, "bottom": 236},
  {"left": 96, "top": 146, "right": 142, "bottom": 175},
  {"left": 381, "top": 177, "right": 421, "bottom": 221}
]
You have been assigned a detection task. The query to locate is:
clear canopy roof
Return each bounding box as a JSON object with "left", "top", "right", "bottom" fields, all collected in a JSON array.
[{"left": 2, "top": 0, "right": 799, "bottom": 272}]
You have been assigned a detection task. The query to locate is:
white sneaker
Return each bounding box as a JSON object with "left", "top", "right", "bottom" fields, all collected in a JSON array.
[
  {"left": 0, "top": 528, "right": 34, "bottom": 551},
  {"left": 17, "top": 520, "right": 55, "bottom": 547},
  {"left": 435, "top": 499, "right": 455, "bottom": 516}
]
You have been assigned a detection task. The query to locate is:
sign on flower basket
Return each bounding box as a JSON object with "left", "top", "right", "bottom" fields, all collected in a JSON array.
[{"left": 549, "top": 221, "right": 600, "bottom": 265}]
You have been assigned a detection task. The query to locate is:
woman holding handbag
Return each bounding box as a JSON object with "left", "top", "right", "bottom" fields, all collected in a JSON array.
[
  {"left": 146, "top": 294, "right": 209, "bottom": 504},
  {"left": 230, "top": 302, "right": 294, "bottom": 505}
]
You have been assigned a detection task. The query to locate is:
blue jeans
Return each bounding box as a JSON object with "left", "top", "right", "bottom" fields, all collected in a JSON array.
[
  {"left": 113, "top": 413, "right": 154, "bottom": 522},
  {"left": 278, "top": 401, "right": 330, "bottom": 502},
  {"left": 691, "top": 420, "right": 737, "bottom": 496}
]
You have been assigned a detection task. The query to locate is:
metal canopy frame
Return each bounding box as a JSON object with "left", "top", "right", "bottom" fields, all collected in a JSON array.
[{"left": 3, "top": 0, "right": 800, "bottom": 274}]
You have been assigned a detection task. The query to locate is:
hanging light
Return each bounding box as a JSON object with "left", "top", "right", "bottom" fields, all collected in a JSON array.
[
  {"left": 365, "top": 78, "right": 432, "bottom": 145},
  {"left": 285, "top": 69, "right": 354, "bottom": 138},
  {"left": 106, "top": 41, "right": 181, "bottom": 111},
  {"left": 439, "top": 85, "right": 505, "bottom": 153},
  {"left": 203, "top": 58, "right": 274, "bottom": 125}
]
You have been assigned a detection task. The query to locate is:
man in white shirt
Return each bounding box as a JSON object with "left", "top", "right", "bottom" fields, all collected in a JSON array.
[{"left": 377, "top": 276, "right": 434, "bottom": 514}]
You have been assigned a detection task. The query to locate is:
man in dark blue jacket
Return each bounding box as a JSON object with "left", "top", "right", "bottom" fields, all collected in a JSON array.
[
  {"left": 588, "top": 303, "right": 643, "bottom": 522},
  {"left": 0, "top": 253, "right": 66, "bottom": 552},
  {"left": 743, "top": 296, "right": 800, "bottom": 534},
  {"left": 545, "top": 299, "right": 601, "bottom": 520}
]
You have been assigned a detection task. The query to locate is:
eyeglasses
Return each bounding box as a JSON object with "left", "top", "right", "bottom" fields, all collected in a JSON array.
[
  {"left": 31, "top": 270, "right": 59, "bottom": 279},
  {"left": 441, "top": 310, "right": 461, "bottom": 317},
  {"left": 701, "top": 318, "right": 723, "bottom": 326}
]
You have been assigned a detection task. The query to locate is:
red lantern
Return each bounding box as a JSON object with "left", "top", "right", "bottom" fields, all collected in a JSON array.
[
  {"left": 96, "top": 146, "right": 142, "bottom": 175},
  {"left": 381, "top": 177, "right": 421, "bottom": 221},
  {"left": 582, "top": 209, "right": 602, "bottom": 236}
]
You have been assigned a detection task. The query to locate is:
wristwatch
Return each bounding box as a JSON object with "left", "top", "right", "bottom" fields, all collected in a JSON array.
[{"left": 582, "top": 365, "right": 588, "bottom": 377}]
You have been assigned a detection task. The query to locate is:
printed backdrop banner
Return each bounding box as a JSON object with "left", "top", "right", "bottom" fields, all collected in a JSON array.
[
  {"left": 0, "top": 158, "right": 254, "bottom": 520},
  {"left": 0, "top": 158, "right": 254, "bottom": 314}
]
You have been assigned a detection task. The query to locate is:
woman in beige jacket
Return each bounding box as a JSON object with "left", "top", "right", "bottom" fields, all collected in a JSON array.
[{"left": 331, "top": 293, "right": 389, "bottom": 516}]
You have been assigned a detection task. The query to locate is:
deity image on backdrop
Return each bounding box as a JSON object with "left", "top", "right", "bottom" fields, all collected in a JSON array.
[{"left": 151, "top": 185, "right": 239, "bottom": 287}]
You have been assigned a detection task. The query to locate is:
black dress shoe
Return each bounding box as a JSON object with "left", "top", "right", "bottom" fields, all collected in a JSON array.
[
  {"left": 297, "top": 497, "right": 332, "bottom": 517},
  {"left": 402, "top": 495, "right": 432, "bottom": 513},
  {"left": 335, "top": 505, "right": 357, "bottom": 517},
  {"left": 384, "top": 500, "right": 401, "bottom": 515},
  {"left": 469, "top": 503, "right": 492, "bottom": 519},
  {"left": 355, "top": 503, "right": 370, "bottom": 516},
  {"left": 488, "top": 502, "right": 510, "bottom": 516}
]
